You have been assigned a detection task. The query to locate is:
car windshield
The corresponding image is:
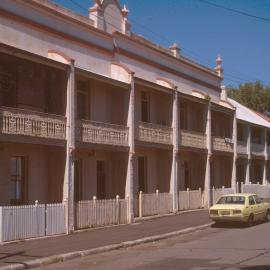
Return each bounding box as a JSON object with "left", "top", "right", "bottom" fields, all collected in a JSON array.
[{"left": 217, "top": 196, "right": 245, "bottom": 205}]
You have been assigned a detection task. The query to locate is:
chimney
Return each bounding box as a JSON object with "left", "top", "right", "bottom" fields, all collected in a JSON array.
[{"left": 170, "top": 43, "right": 181, "bottom": 58}]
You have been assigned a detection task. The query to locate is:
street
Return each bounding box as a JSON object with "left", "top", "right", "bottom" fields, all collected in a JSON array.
[{"left": 37, "top": 221, "right": 270, "bottom": 270}]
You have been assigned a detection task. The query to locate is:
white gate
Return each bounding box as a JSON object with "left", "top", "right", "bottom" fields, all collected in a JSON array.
[
  {"left": 46, "top": 203, "right": 66, "bottom": 236},
  {"left": 138, "top": 191, "right": 173, "bottom": 217},
  {"left": 178, "top": 188, "right": 202, "bottom": 211},
  {"left": 75, "top": 196, "right": 128, "bottom": 229}
]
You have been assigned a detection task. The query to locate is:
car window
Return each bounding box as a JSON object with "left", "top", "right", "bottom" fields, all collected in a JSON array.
[
  {"left": 254, "top": 195, "right": 261, "bottom": 204},
  {"left": 217, "top": 196, "right": 245, "bottom": 204},
  {"left": 249, "top": 196, "right": 255, "bottom": 205}
]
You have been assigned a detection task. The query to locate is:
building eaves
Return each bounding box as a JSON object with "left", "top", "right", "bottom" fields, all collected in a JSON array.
[
  {"left": 228, "top": 98, "right": 270, "bottom": 128},
  {"left": 126, "top": 32, "right": 220, "bottom": 79}
]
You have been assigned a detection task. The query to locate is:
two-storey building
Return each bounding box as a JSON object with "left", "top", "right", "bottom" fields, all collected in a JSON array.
[{"left": 0, "top": 0, "right": 269, "bottom": 234}]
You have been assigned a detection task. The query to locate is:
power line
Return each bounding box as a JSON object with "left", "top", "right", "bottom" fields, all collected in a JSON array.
[
  {"left": 198, "top": 0, "right": 270, "bottom": 23},
  {"left": 58, "top": 0, "right": 270, "bottom": 85}
]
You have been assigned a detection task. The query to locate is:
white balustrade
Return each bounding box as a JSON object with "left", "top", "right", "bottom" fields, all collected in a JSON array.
[
  {"left": 137, "top": 122, "right": 172, "bottom": 145},
  {"left": 0, "top": 107, "right": 66, "bottom": 140},
  {"left": 78, "top": 120, "right": 129, "bottom": 146},
  {"left": 212, "top": 136, "right": 233, "bottom": 152},
  {"left": 179, "top": 130, "right": 206, "bottom": 149}
]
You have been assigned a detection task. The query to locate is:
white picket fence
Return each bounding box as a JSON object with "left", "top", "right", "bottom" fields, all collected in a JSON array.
[
  {"left": 137, "top": 191, "right": 173, "bottom": 217},
  {"left": 75, "top": 196, "right": 128, "bottom": 229},
  {"left": 241, "top": 183, "right": 270, "bottom": 199},
  {"left": 178, "top": 188, "right": 203, "bottom": 211},
  {"left": 212, "top": 187, "right": 235, "bottom": 205},
  {"left": 0, "top": 202, "right": 66, "bottom": 243}
]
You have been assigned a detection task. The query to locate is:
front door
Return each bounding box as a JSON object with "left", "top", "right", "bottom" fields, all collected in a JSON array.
[
  {"left": 74, "top": 159, "right": 83, "bottom": 202},
  {"left": 97, "top": 160, "right": 106, "bottom": 199},
  {"left": 138, "top": 156, "right": 147, "bottom": 193}
]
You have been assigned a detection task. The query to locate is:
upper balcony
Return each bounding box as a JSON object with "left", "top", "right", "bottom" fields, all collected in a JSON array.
[
  {"left": 0, "top": 51, "right": 67, "bottom": 144},
  {"left": 75, "top": 75, "right": 129, "bottom": 148},
  {"left": 251, "top": 143, "right": 265, "bottom": 157},
  {"left": 134, "top": 82, "right": 173, "bottom": 146},
  {"left": 178, "top": 97, "right": 207, "bottom": 150},
  {"left": 211, "top": 107, "right": 233, "bottom": 153},
  {"left": 136, "top": 122, "right": 172, "bottom": 145},
  {"left": 179, "top": 129, "right": 206, "bottom": 149},
  {"left": 237, "top": 140, "right": 247, "bottom": 155},
  {"left": 77, "top": 120, "right": 129, "bottom": 147},
  {"left": 212, "top": 136, "right": 233, "bottom": 152},
  {"left": 0, "top": 107, "right": 66, "bottom": 140}
]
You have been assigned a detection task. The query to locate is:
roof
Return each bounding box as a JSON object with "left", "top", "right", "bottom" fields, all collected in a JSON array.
[
  {"left": 228, "top": 98, "right": 270, "bottom": 128},
  {"left": 250, "top": 109, "right": 270, "bottom": 122}
]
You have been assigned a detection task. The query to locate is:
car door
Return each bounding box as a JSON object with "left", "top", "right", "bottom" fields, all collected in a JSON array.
[
  {"left": 248, "top": 196, "right": 257, "bottom": 220},
  {"left": 254, "top": 195, "right": 265, "bottom": 220}
]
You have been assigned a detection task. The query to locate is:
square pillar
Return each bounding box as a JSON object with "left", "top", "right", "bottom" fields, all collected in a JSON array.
[
  {"left": 125, "top": 73, "right": 135, "bottom": 223},
  {"left": 204, "top": 101, "right": 212, "bottom": 207},
  {"left": 231, "top": 111, "right": 237, "bottom": 192},
  {"left": 170, "top": 89, "right": 179, "bottom": 212},
  {"left": 64, "top": 60, "right": 76, "bottom": 233}
]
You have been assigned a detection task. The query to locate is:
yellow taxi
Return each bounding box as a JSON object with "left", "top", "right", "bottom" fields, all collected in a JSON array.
[{"left": 209, "top": 193, "right": 270, "bottom": 226}]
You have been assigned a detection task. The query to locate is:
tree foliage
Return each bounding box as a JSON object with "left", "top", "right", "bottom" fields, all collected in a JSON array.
[{"left": 228, "top": 81, "right": 270, "bottom": 114}]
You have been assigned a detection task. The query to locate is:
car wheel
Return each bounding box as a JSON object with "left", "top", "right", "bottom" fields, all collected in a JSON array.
[
  {"left": 247, "top": 215, "right": 254, "bottom": 227},
  {"left": 265, "top": 210, "right": 270, "bottom": 222}
]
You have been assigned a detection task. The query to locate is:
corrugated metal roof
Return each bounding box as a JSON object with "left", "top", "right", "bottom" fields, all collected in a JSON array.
[{"left": 228, "top": 98, "right": 270, "bottom": 128}]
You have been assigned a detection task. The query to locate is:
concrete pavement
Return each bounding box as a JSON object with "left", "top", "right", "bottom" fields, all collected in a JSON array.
[{"left": 0, "top": 210, "right": 211, "bottom": 270}]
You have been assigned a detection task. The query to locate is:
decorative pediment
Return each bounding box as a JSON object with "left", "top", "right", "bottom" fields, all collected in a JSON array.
[
  {"left": 219, "top": 100, "right": 235, "bottom": 110},
  {"left": 156, "top": 77, "right": 175, "bottom": 89},
  {"left": 111, "top": 62, "right": 133, "bottom": 84},
  {"left": 47, "top": 49, "right": 73, "bottom": 64},
  {"left": 89, "top": 0, "right": 131, "bottom": 35},
  {"left": 192, "top": 90, "right": 208, "bottom": 99}
]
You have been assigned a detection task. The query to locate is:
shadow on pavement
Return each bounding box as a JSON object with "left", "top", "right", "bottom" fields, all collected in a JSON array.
[
  {"left": 211, "top": 220, "right": 266, "bottom": 229},
  {"left": 240, "top": 266, "right": 270, "bottom": 270}
]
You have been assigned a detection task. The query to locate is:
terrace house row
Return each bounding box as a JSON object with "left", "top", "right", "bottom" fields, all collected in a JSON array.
[{"left": 0, "top": 0, "right": 269, "bottom": 232}]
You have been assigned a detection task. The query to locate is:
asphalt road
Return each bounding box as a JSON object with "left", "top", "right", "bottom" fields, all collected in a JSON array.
[{"left": 37, "top": 221, "right": 270, "bottom": 270}]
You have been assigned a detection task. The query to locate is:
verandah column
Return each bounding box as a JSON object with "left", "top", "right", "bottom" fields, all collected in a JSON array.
[
  {"left": 170, "top": 88, "right": 179, "bottom": 212},
  {"left": 231, "top": 110, "right": 237, "bottom": 192},
  {"left": 64, "top": 60, "right": 76, "bottom": 233},
  {"left": 245, "top": 125, "right": 251, "bottom": 184},
  {"left": 263, "top": 128, "right": 267, "bottom": 185},
  {"left": 126, "top": 72, "right": 135, "bottom": 223},
  {"left": 204, "top": 101, "right": 212, "bottom": 207}
]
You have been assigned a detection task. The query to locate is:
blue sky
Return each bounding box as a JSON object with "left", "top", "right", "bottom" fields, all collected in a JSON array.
[{"left": 52, "top": 0, "right": 270, "bottom": 87}]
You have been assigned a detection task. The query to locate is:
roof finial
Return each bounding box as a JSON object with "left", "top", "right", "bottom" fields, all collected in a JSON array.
[
  {"left": 122, "top": 4, "right": 129, "bottom": 18},
  {"left": 215, "top": 54, "right": 223, "bottom": 78}
]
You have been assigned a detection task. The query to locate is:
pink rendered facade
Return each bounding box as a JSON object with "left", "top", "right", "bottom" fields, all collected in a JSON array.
[{"left": 0, "top": 0, "right": 269, "bottom": 232}]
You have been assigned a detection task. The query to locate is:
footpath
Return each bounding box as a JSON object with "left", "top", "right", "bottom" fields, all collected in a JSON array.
[{"left": 0, "top": 209, "right": 211, "bottom": 270}]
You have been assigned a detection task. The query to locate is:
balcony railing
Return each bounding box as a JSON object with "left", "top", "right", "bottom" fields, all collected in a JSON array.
[
  {"left": 237, "top": 140, "right": 247, "bottom": 155},
  {"left": 212, "top": 136, "right": 233, "bottom": 152},
  {"left": 251, "top": 143, "right": 265, "bottom": 156},
  {"left": 179, "top": 129, "right": 206, "bottom": 149},
  {"left": 77, "top": 120, "right": 129, "bottom": 147},
  {"left": 136, "top": 122, "right": 172, "bottom": 145},
  {"left": 0, "top": 107, "right": 66, "bottom": 140}
]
